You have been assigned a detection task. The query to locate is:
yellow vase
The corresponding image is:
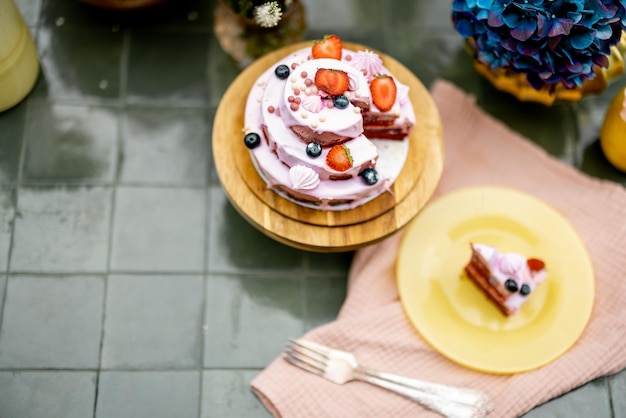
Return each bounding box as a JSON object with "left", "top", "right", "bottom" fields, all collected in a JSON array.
[
  {"left": 600, "top": 87, "right": 626, "bottom": 172},
  {"left": 0, "top": 0, "right": 39, "bottom": 112},
  {"left": 473, "top": 32, "right": 626, "bottom": 106}
]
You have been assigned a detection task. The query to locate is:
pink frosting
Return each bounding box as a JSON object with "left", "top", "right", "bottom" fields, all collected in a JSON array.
[
  {"left": 473, "top": 244, "right": 546, "bottom": 285},
  {"left": 280, "top": 58, "right": 369, "bottom": 140},
  {"left": 498, "top": 253, "right": 525, "bottom": 276},
  {"left": 289, "top": 165, "right": 320, "bottom": 190},
  {"left": 471, "top": 243, "right": 547, "bottom": 313},
  {"left": 351, "top": 49, "right": 384, "bottom": 81},
  {"left": 347, "top": 72, "right": 361, "bottom": 91},
  {"left": 301, "top": 95, "right": 324, "bottom": 113}
]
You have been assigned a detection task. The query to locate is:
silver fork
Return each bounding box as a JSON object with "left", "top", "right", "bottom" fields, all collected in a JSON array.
[{"left": 284, "top": 338, "right": 494, "bottom": 418}]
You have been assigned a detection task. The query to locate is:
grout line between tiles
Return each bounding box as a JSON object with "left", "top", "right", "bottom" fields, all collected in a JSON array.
[
  {"left": 91, "top": 24, "right": 133, "bottom": 418},
  {"left": 0, "top": 85, "right": 32, "bottom": 335},
  {"left": 607, "top": 375, "right": 616, "bottom": 417},
  {"left": 14, "top": 181, "right": 209, "bottom": 189},
  {"left": 0, "top": 367, "right": 220, "bottom": 372},
  {"left": 198, "top": 157, "right": 213, "bottom": 418},
  {"left": 92, "top": 272, "right": 107, "bottom": 418},
  {"left": 119, "top": 25, "right": 130, "bottom": 105},
  {"left": 0, "top": 366, "right": 267, "bottom": 373}
]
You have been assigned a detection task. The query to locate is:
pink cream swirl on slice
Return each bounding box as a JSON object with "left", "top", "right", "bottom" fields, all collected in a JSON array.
[{"left": 498, "top": 253, "right": 525, "bottom": 276}]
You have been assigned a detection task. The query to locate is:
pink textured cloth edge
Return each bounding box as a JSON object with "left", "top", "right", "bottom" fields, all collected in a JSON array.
[{"left": 251, "top": 79, "right": 626, "bottom": 418}]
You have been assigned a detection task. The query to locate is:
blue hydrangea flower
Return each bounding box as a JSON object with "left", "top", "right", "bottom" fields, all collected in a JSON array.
[{"left": 452, "top": 0, "right": 626, "bottom": 90}]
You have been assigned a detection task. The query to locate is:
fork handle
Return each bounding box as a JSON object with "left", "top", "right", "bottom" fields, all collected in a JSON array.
[
  {"left": 360, "top": 366, "right": 493, "bottom": 414},
  {"left": 358, "top": 373, "right": 485, "bottom": 418}
]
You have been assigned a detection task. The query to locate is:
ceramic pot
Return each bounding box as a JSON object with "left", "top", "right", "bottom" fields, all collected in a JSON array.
[
  {"left": 0, "top": 0, "right": 39, "bottom": 112},
  {"left": 471, "top": 32, "right": 626, "bottom": 106},
  {"left": 214, "top": 0, "right": 307, "bottom": 69}
]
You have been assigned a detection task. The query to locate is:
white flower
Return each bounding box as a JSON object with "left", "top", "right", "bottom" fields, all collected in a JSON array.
[{"left": 254, "top": 1, "right": 283, "bottom": 28}]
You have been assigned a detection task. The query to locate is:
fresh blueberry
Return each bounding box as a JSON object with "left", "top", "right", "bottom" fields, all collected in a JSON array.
[
  {"left": 306, "top": 142, "right": 322, "bottom": 158},
  {"left": 275, "top": 64, "right": 290, "bottom": 80},
  {"left": 504, "top": 278, "right": 519, "bottom": 293},
  {"left": 333, "top": 95, "right": 349, "bottom": 109},
  {"left": 360, "top": 168, "right": 379, "bottom": 185},
  {"left": 520, "top": 284, "right": 531, "bottom": 296},
  {"left": 244, "top": 132, "right": 261, "bottom": 149}
]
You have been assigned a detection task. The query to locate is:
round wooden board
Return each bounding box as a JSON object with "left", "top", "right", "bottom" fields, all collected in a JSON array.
[{"left": 213, "top": 41, "right": 444, "bottom": 252}]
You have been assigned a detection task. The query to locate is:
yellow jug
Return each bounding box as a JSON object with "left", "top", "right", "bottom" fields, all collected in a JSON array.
[
  {"left": 600, "top": 87, "right": 626, "bottom": 173},
  {"left": 0, "top": 0, "right": 39, "bottom": 112}
]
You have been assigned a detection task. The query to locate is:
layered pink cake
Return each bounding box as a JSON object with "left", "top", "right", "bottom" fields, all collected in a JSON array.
[
  {"left": 464, "top": 243, "right": 547, "bottom": 316},
  {"left": 243, "top": 35, "right": 415, "bottom": 210}
]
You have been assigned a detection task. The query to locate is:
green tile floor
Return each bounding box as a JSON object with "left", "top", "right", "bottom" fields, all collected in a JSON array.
[{"left": 0, "top": 0, "right": 625, "bottom": 416}]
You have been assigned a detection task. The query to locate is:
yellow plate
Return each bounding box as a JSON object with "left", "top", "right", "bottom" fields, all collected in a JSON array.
[{"left": 396, "top": 186, "right": 594, "bottom": 374}]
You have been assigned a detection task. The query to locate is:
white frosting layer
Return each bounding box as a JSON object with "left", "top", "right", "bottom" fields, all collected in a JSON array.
[
  {"left": 260, "top": 70, "right": 378, "bottom": 180},
  {"left": 472, "top": 243, "right": 547, "bottom": 313},
  {"left": 249, "top": 139, "right": 393, "bottom": 206},
  {"left": 280, "top": 58, "right": 369, "bottom": 139},
  {"left": 244, "top": 46, "right": 414, "bottom": 210}
]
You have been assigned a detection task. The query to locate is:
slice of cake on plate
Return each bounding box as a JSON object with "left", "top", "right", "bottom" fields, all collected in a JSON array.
[{"left": 464, "top": 243, "right": 547, "bottom": 316}]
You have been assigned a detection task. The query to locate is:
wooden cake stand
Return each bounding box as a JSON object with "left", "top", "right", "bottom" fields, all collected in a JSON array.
[{"left": 212, "top": 42, "right": 444, "bottom": 252}]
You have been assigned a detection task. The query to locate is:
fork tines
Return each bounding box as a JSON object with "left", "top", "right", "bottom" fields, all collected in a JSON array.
[
  {"left": 284, "top": 339, "right": 328, "bottom": 377},
  {"left": 288, "top": 338, "right": 331, "bottom": 355}
]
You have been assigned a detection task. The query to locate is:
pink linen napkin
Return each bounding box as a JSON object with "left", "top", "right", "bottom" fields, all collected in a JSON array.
[{"left": 251, "top": 79, "right": 626, "bottom": 418}]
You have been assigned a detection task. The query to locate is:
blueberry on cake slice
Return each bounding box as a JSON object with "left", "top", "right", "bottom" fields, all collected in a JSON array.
[{"left": 464, "top": 243, "right": 547, "bottom": 316}]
